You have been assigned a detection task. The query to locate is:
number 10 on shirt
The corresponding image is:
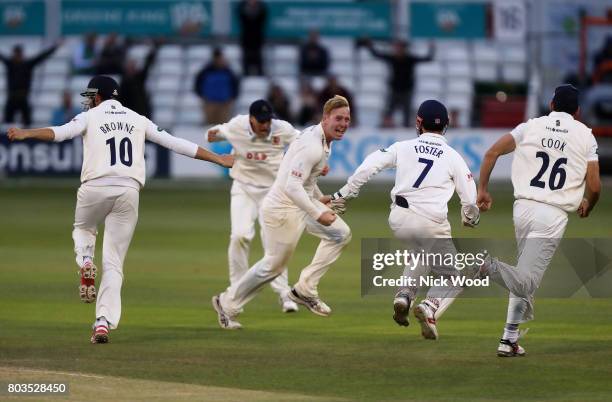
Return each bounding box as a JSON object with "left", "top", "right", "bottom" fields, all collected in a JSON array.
[{"left": 106, "top": 137, "right": 133, "bottom": 167}]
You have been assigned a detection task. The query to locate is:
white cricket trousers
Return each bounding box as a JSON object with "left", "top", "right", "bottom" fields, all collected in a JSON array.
[
  {"left": 388, "top": 205, "right": 462, "bottom": 315},
  {"left": 220, "top": 199, "right": 351, "bottom": 316},
  {"left": 489, "top": 199, "right": 568, "bottom": 323},
  {"left": 72, "top": 184, "right": 139, "bottom": 329},
  {"left": 229, "top": 181, "right": 290, "bottom": 296}
]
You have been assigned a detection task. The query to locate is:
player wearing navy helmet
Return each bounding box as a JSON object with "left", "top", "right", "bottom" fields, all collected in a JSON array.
[{"left": 332, "top": 99, "right": 479, "bottom": 340}]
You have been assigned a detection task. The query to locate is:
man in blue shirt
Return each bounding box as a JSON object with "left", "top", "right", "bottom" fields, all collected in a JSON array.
[{"left": 194, "top": 48, "right": 240, "bottom": 125}]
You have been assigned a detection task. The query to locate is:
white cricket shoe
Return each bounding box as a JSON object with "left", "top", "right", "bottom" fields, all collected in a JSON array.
[
  {"left": 211, "top": 295, "right": 242, "bottom": 330},
  {"left": 288, "top": 288, "right": 331, "bottom": 317},
  {"left": 279, "top": 294, "right": 299, "bottom": 313},
  {"left": 90, "top": 324, "right": 109, "bottom": 344},
  {"left": 497, "top": 339, "right": 526, "bottom": 357},
  {"left": 392, "top": 291, "right": 412, "bottom": 327},
  {"left": 497, "top": 329, "right": 528, "bottom": 357},
  {"left": 413, "top": 302, "right": 439, "bottom": 340},
  {"left": 79, "top": 260, "right": 97, "bottom": 303}
]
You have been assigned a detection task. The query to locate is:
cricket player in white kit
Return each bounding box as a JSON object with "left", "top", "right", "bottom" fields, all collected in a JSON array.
[
  {"left": 207, "top": 100, "right": 299, "bottom": 313},
  {"left": 7, "top": 76, "right": 234, "bottom": 344},
  {"left": 477, "top": 84, "right": 601, "bottom": 357},
  {"left": 212, "top": 95, "right": 352, "bottom": 329},
  {"left": 333, "top": 100, "right": 480, "bottom": 340}
]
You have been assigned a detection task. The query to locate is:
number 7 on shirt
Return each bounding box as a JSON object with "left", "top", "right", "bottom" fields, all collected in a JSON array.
[{"left": 413, "top": 158, "right": 433, "bottom": 188}]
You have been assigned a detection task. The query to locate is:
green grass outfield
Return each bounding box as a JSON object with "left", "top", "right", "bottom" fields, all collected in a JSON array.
[{"left": 1, "top": 179, "right": 611, "bottom": 402}]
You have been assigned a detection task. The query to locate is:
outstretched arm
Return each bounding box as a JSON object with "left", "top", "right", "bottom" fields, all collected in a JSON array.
[
  {"left": 194, "top": 147, "right": 233, "bottom": 167},
  {"left": 146, "top": 120, "right": 232, "bottom": 167},
  {"left": 8, "top": 112, "right": 88, "bottom": 142},
  {"left": 7, "top": 127, "right": 55, "bottom": 141},
  {"left": 477, "top": 133, "right": 516, "bottom": 211},
  {"left": 366, "top": 43, "right": 391, "bottom": 62},
  {"left": 30, "top": 43, "right": 59, "bottom": 66},
  {"left": 413, "top": 42, "right": 435, "bottom": 62},
  {"left": 334, "top": 145, "right": 397, "bottom": 200}
]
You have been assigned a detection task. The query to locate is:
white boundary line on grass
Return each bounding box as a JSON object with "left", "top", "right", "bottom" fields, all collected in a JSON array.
[{"left": 1, "top": 366, "right": 105, "bottom": 379}]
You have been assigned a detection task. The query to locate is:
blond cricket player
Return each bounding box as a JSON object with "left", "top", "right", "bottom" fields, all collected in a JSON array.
[
  {"left": 332, "top": 99, "right": 479, "bottom": 340},
  {"left": 207, "top": 99, "right": 300, "bottom": 313},
  {"left": 212, "top": 95, "right": 352, "bottom": 329},
  {"left": 477, "top": 84, "right": 601, "bottom": 357},
  {"left": 7, "top": 76, "right": 233, "bottom": 344}
]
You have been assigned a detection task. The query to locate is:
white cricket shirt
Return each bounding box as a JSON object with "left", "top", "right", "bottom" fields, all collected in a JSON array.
[
  {"left": 511, "top": 111, "right": 598, "bottom": 212},
  {"left": 340, "top": 132, "right": 477, "bottom": 224},
  {"left": 210, "top": 115, "right": 298, "bottom": 188},
  {"left": 51, "top": 99, "right": 198, "bottom": 187},
  {"left": 265, "top": 124, "right": 330, "bottom": 219}
]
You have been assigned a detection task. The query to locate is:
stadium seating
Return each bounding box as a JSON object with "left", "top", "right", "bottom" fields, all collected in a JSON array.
[{"left": 1, "top": 35, "right": 529, "bottom": 129}]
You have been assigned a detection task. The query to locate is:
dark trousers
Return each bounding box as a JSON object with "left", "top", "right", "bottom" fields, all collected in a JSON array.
[
  {"left": 4, "top": 96, "right": 32, "bottom": 126},
  {"left": 386, "top": 90, "right": 412, "bottom": 127},
  {"left": 242, "top": 47, "right": 263, "bottom": 76}
]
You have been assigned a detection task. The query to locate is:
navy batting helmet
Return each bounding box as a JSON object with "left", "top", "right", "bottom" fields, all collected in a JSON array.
[
  {"left": 551, "top": 84, "right": 579, "bottom": 115},
  {"left": 80, "top": 75, "right": 119, "bottom": 110},
  {"left": 81, "top": 75, "right": 119, "bottom": 100},
  {"left": 416, "top": 99, "right": 449, "bottom": 133}
]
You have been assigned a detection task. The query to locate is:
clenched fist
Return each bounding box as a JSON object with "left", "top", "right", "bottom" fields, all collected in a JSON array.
[{"left": 7, "top": 127, "right": 28, "bottom": 141}]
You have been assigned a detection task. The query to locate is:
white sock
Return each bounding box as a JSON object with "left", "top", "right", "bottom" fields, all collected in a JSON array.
[
  {"left": 95, "top": 316, "right": 108, "bottom": 328},
  {"left": 77, "top": 255, "right": 93, "bottom": 268},
  {"left": 502, "top": 323, "right": 519, "bottom": 343}
]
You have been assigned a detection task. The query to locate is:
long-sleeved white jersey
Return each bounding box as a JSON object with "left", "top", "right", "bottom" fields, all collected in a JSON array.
[
  {"left": 510, "top": 111, "right": 598, "bottom": 212},
  {"left": 264, "top": 124, "right": 329, "bottom": 219},
  {"left": 51, "top": 99, "right": 198, "bottom": 188},
  {"left": 339, "top": 132, "right": 477, "bottom": 223},
  {"left": 209, "top": 114, "right": 298, "bottom": 188}
]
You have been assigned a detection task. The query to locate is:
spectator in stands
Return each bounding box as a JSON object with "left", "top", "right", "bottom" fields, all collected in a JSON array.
[
  {"left": 96, "top": 33, "right": 126, "bottom": 75},
  {"left": 51, "top": 90, "right": 80, "bottom": 126},
  {"left": 318, "top": 75, "right": 357, "bottom": 125},
  {"left": 0, "top": 42, "right": 60, "bottom": 127},
  {"left": 593, "top": 35, "right": 612, "bottom": 84},
  {"left": 266, "top": 83, "right": 292, "bottom": 123},
  {"left": 297, "top": 81, "right": 319, "bottom": 126},
  {"left": 237, "top": 0, "right": 267, "bottom": 76},
  {"left": 194, "top": 48, "right": 240, "bottom": 125},
  {"left": 119, "top": 42, "right": 159, "bottom": 119},
  {"left": 72, "top": 33, "right": 99, "bottom": 75},
  {"left": 359, "top": 37, "right": 434, "bottom": 127},
  {"left": 299, "top": 30, "right": 330, "bottom": 77}
]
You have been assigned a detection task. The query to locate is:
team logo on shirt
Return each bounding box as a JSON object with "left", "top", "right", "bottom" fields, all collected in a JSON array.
[
  {"left": 246, "top": 152, "right": 267, "bottom": 161},
  {"left": 467, "top": 173, "right": 473, "bottom": 181},
  {"left": 291, "top": 169, "right": 302, "bottom": 178},
  {"left": 272, "top": 136, "right": 280, "bottom": 145}
]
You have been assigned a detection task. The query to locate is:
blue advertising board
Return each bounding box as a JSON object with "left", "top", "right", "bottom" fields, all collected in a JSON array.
[
  {"left": 61, "top": 0, "right": 212, "bottom": 36},
  {"left": 232, "top": 1, "right": 392, "bottom": 39},
  {"left": 0, "top": 0, "right": 45, "bottom": 35},
  {"left": 0, "top": 135, "right": 169, "bottom": 178},
  {"left": 410, "top": 2, "right": 487, "bottom": 39}
]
